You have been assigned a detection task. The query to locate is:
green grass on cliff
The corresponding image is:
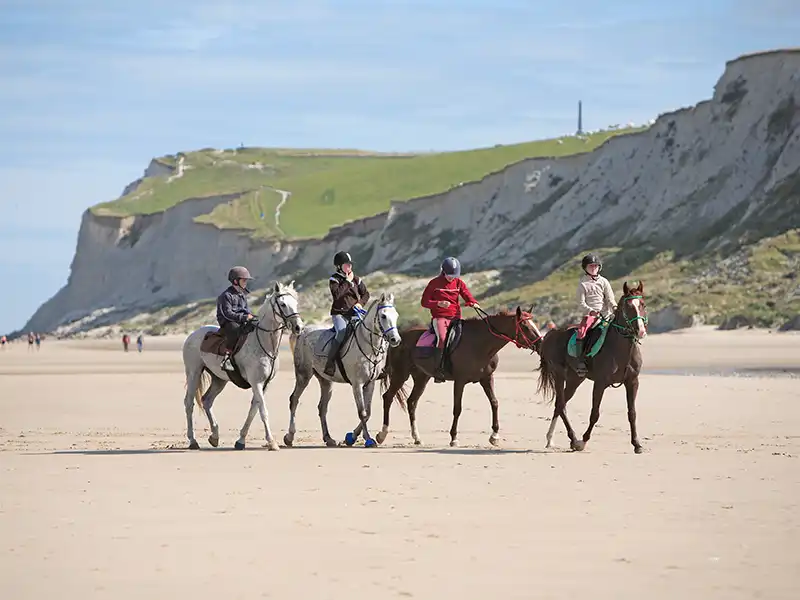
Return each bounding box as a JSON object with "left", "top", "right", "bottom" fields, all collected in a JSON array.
[{"left": 91, "top": 129, "right": 641, "bottom": 240}]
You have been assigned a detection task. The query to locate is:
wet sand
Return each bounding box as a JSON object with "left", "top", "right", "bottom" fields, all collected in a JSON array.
[{"left": 1, "top": 328, "right": 798, "bottom": 599}]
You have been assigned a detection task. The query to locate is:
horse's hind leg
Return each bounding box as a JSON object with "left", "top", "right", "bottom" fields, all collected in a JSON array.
[
  {"left": 406, "top": 370, "right": 431, "bottom": 445},
  {"left": 284, "top": 369, "right": 312, "bottom": 447},
  {"left": 478, "top": 373, "right": 500, "bottom": 446},
  {"left": 376, "top": 357, "right": 412, "bottom": 446},
  {"left": 576, "top": 380, "right": 608, "bottom": 451},
  {"left": 545, "top": 373, "right": 582, "bottom": 449},
  {"left": 201, "top": 376, "right": 227, "bottom": 447},
  {"left": 625, "top": 376, "right": 643, "bottom": 454},
  {"left": 183, "top": 367, "right": 203, "bottom": 450},
  {"left": 552, "top": 371, "right": 581, "bottom": 451},
  {"left": 316, "top": 375, "right": 337, "bottom": 447}
]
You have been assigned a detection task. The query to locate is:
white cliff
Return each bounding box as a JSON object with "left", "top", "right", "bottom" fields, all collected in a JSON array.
[{"left": 22, "top": 50, "right": 800, "bottom": 334}]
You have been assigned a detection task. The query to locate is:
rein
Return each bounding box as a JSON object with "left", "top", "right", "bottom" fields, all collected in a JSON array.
[
  {"left": 249, "top": 291, "right": 299, "bottom": 381},
  {"left": 472, "top": 306, "right": 542, "bottom": 352},
  {"left": 343, "top": 300, "right": 398, "bottom": 379},
  {"left": 599, "top": 292, "right": 647, "bottom": 388}
]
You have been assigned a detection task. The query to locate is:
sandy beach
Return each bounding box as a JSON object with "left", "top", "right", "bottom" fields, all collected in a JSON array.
[{"left": 1, "top": 327, "right": 799, "bottom": 599}]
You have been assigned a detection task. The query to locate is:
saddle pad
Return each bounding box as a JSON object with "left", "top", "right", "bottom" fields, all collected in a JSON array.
[
  {"left": 567, "top": 320, "right": 610, "bottom": 358},
  {"left": 416, "top": 330, "right": 437, "bottom": 348},
  {"left": 313, "top": 329, "right": 337, "bottom": 357},
  {"left": 200, "top": 329, "right": 227, "bottom": 356}
]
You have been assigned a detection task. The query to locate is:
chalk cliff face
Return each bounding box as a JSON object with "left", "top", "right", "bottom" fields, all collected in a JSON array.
[{"left": 22, "top": 50, "right": 800, "bottom": 334}]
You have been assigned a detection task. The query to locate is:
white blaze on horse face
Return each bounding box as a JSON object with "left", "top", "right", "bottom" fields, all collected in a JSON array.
[
  {"left": 379, "top": 306, "right": 402, "bottom": 346},
  {"left": 526, "top": 318, "right": 543, "bottom": 340},
  {"left": 631, "top": 298, "right": 647, "bottom": 338}
]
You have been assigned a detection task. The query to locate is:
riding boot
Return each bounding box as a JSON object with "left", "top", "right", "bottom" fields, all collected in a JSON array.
[
  {"left": 575, "top": 338, "right": 587, "bottom": 374},
  {"left": 324, "top": 338, "right": 341, "bottom": 376},
  {"left": 433, "top": 347, "right": 446, "bottom": 383}
]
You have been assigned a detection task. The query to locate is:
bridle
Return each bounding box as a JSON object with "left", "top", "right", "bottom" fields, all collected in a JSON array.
[
  {"left": 473, "top": 306, "right": 542, "bottom": 353},
  {"left": 345, "top": 300, "right": 399, "bottom": 377},
  {"left": 606, "top": 293, "right": 648, "bottom": 343},
  {"left": 249, "top": 291, "right": 301, "bottom": 377}
]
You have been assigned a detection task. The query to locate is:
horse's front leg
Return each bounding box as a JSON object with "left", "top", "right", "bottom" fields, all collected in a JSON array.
[
  {"left": 449, "top": 381, "right": 467, "bottom": 447},
  {"left": 341, "top": 380, "right": 375, "bottom": 448},
  {"left": 478, "top": 374, "right": 500, "bottom": 446},
  {"left": 625, "top": 376, "right": 643, "bottom": 454}
]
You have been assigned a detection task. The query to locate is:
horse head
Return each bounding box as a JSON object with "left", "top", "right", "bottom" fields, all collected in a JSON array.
[
  {"left": 372, "top": 292, "right": 402, "bottom": 348},
  {"left": 617, "top": 280, "right": 648, "bottom": 340},
  {"left": 259, "top": 279, "right": 304, "bottom": 336}
]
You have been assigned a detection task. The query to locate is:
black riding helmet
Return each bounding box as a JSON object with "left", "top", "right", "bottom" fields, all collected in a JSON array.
[
  {"left": 581, "top": 254, "right": 602, "bottom": 273},
  {"left": 333, "top": 251, "right": 352, "bottom": 268}
]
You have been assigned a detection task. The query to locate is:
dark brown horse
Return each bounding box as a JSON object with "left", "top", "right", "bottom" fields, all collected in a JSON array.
[
  {"left": 377, "top": 307, "right": 542, "bottom": 447},
  {"left": 537, "top": 281, "right": 648, "bottom": 453}
]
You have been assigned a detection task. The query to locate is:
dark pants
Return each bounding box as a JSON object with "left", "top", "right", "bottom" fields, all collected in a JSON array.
[{"left": 220, "top": 321, "right": 242, "bottom": 351}]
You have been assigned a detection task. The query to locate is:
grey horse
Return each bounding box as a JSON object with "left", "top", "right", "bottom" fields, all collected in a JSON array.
[
  {"left": 284, "top": 292, "right": 402, "bottom": 448},
  {"left": 182, "top": 280, "right": 304, "bottom": 450}
]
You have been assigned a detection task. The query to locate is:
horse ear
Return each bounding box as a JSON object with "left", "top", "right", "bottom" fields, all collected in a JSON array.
[
  {"left": 288, "top": 279, "right": 295, "bottom": 289},
  {"left": 516, "top": 306, "right": 522, "bottom": 317},
  {"left": 386, "top": 292, "right": 394, "bottom": 303},
  {"left": 623, "top": 281, "right": 630, "bottom": 295},
  {"left": 273, "top": 281, "right": 281, "bottom": 293},
  {"left": 637, "top": 280, "right": 644, "bottom": 293}
]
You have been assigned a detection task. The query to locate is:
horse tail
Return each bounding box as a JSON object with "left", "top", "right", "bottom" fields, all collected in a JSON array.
[
  {"left": 194, "top": 369, "right": 212, "bottom": 411},
  {"left": 536, "top": 348, "right": 558, "bottom": 406},
  {"left": 380, "top": 344, "right": 409, "bottom": 414}
]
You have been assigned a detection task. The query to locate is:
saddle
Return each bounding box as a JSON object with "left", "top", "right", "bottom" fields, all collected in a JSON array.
[
  {"left": 313, "top": 320, "right": 357, "bottom": 358},
  {"left": 199, "top": 325, "right": 255, "bottom": 390},
  {"left": 567, "top": 319, "right": 610, "bottom": 359},
  {"left": 414, "top": 318, "right": 463, "bottom": 367}
]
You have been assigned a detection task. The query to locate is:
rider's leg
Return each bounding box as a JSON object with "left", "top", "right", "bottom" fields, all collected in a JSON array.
[
  {"left": 433, "top": 318, "right": 449, "bottom": 382},
  {"left": 221, "top": 321, "right": 241, "bottom": 370},
  {"left": 575, "top": 314, "right": 596, "bottom": 370},
  {"left": 324, "top": 314, "right": 348, "bottom": 376}
]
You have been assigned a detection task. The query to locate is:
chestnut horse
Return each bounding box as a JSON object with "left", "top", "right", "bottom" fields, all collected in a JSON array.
[
  {"left": 537, "top": 280, "right": 648, "bottom": 453},
  {"left": 377, "top": 307, "right": 542, "bottom": 447}
]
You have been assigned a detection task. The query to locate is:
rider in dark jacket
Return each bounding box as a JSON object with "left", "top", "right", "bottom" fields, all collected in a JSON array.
[
  {"left": 216, "top": 266, "right": 256, "bottom": 371},
  {"left": 324, "top": 251, "right": 370, "bottom": 376}
]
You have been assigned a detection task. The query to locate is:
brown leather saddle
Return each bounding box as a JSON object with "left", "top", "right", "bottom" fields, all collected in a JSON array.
[{"left": 200, "top": 328, "right": 249, "bottom": 357}]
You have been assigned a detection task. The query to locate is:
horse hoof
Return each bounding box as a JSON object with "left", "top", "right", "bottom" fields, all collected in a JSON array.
[
  {"left": 364, "top": 439, "right": 377, "bottom": 448},
  {"left": 267, "top": 441, "right": 280, "bottom": 451},
  {"left": 450, "top": 439, "right": 459, "bottom": 448},
  {"left": 571, "top": 440, "right": 586, "bottom": 452},
  {"left": 375, "top": 431, "right": 387, "bottom": 445},
  {"left": 489, "top": 435, "right": 500, "bottom": 447},
  {"left": 208, "top": 436, "right": 219, "bottom": 448},
  {"left": 344, "top": 432, "right": 356, "bottom": 446},
  {"left": 634, "top": 446, "right": 644, "bottom": 454},
  {"left": 234, "top": 441, "right": 246, "bottom": 451},
  {"left": 283, "top": 433, "right": 293, "bottom": 447},
  {"left": 414, "top": 439, "right": 423, "bottom": 446},
  {"left": 325, "top": 438, "right": 338, "bottom": 448},
  {"left": 188, "top": 440, "right": 200, "bottom": 450}
]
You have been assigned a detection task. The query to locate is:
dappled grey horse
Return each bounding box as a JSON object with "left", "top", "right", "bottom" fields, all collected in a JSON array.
[
  {"left": 181, "top": 281, "right": 304, "bottom": 450},
  {"left": 285, "top": 292, "right": 402, "bottom": 448}
]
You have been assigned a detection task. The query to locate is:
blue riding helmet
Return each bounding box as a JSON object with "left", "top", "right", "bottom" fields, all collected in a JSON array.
[{"left": 441, "top": 257, "right": 461, "bottom": 277}]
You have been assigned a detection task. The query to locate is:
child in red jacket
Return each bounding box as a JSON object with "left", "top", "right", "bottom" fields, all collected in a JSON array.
[{"left": 420, "top": 257, "right": 480, "bottom": 381}]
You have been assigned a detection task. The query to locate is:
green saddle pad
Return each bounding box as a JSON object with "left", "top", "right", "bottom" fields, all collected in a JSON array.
[{"left": 567, "top": 320, "right": 610, "bottom": 358}]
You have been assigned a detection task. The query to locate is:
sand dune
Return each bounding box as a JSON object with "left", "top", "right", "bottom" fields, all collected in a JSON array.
[{"left": 1, "top": 328, "right": 798, "bottom": 599}]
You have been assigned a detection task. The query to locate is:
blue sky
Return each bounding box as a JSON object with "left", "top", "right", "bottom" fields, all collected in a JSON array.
[{"left": 1, "top": 0, "right": 798, "bottom": 334}]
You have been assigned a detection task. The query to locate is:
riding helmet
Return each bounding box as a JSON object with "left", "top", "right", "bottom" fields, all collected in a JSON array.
[
  {"left": 228, "top": 266, "right": 254, "bottom": 283},
  {"left": 441, "top": 257, "right": 461, "bottom": 277},
  {"left": 333, "top": 251, "right": 352, "bottom": 267},
  {"left": 581, "top": 254, "right": 602, "bottom": 272}
]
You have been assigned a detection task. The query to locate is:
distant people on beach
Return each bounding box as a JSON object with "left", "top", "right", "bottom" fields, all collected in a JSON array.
[
  {"left": 122, "top": 334, "right": 130, "bottom": 352},
  {"left": 28, "top": 332, "right": 34, "bottom": 351},
  {"left": 35, "top": 333, "right": 41, "bottom": 350},
  {"left": 0, "top": 335, "right": 6, "bottom": 349},
  {"left": 136, "top": 334, "right": 144, "bottom": 353}
]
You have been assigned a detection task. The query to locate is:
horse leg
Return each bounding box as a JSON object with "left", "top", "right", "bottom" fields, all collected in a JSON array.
[
  {"left": 449, "top": 381, "right": 467, "bottom": 447},
  {"left": 478, "top": 374, "right": 500, "bottom": 447},
  {"left": 341, "top": 382, "right": 371, "bottom": 447},
  {"left": 285, "top": 370, "right": 312, "bottom": 447},
  {"left": 349, "top": 380, "right": 374, "bottom": 442},
  {"left": 235, "top": 381, "right": 278, "bottom": 451},
  {"left": 201, "top": 376, "right": 227, "bottom": 447},
  {"left": 361, "top": 380, "right": 377, "bottom": 448},
  {"left": 407, "top": 372, "right": 431, "bottom": 446},
  {"left": 377, "top": 358, "right": 411, "bottom": 445},
  {"left": 553, "top": 371, "right": 581, "bottom": 451},
  {"left": 183, "top": 368, "right": 203, "bottom": 450},
  {"left": 316, "top": 375, "right": 337, "bottom": 447},
  {"left": 625, "top": 376, "right": 643, "bottom": 454},
  {"left": 576, "top": 380, "right": 608, "bottom": 451},
  {"left": 545, "top": 373, "right": 582, "bottom": 449}
]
